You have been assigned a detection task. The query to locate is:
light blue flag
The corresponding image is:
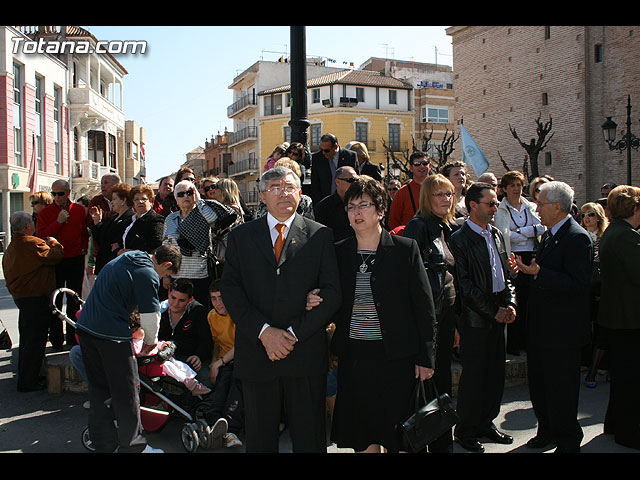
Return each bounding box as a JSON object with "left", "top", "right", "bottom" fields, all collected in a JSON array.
[{"left": 460, "top": 123, "right": 489, "bottom": 177}]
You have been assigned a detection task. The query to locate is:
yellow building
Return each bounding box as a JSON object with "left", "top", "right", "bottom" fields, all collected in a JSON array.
[{"left": 258, "top": 69, "right": 415, "bottom": 181}]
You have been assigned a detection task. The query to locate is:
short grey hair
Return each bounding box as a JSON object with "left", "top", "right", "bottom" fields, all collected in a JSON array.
[
  {"left": 259, "top": 166, "right": 300, "bottom": 192},
  {"left": 102, "top": 173, "right": 120, "bottom": 184},
  {"left": 539, "top": 181, "right": 574, "bottom": 213},
  {"left": 10, "top": 211, "right": 34, "bottom": 233},
  {"left": 478, "top": 172, "right": 498, "bottom": 185}
]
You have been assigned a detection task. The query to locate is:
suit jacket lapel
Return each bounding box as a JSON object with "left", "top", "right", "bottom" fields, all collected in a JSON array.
[
  {"left": 537, "top": 218, "right": 572, "bottom": 262},
  {"left": 253, "top": 215, "right": 278, "bottom": 268},
  {"left": 278, "top": 213, "right": 306, "bottom": 267}
]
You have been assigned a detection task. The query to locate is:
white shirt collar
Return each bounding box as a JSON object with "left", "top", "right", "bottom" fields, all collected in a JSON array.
[{"left": 266, "top": 212, "right": 296, "bottom": 244}]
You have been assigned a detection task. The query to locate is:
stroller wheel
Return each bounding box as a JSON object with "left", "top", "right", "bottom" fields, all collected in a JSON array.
[
  {"left": 196, "top": 419, "right": 211, "bottom": 449},
  {"left": 81, "top": 426, "right": 96, "bottom": 452},
  {"left": 181, "top": 423, "right": 200, "bottom": 453}
]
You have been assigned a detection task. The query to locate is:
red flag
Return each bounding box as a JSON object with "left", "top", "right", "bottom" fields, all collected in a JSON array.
[{"left": 27, "top": 133, "right": 37, "bottom": 194}]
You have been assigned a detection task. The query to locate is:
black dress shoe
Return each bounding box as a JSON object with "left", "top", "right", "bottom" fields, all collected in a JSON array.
[
  {"left": 526, "top": 435, "right": 554, "bottom": 449},
  {"left": 455, "top": 436, "right": 484, "bottom": 452},
  {"left": 481, "top": 428, "right": 514, "bottom": 444}
]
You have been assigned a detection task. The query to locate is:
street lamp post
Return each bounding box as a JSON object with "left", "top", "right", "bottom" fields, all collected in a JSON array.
[
  {"left": 602, "top": 94, "right": 640, "bottom": 185},
  {"left": 288, "top": 26, "right": 310, "bottom": 155}
]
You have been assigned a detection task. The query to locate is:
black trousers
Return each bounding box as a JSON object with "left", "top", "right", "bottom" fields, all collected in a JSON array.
[
  {"left": 14, "top": 296, "right": 52, "bottom": 390},
  {"left": 507, "top": 251, "right": 533, "bottom": 352},
  {"left": 603, "top": 328, "right": 640, "bottom": 449},
  {"left": 527, "top": 346, "right": 583, "bottom": 452},
  {"left": 53, "top": 255, "right": 85, "bottom": 347},
  {"left": 77, "top": 331, "right": 147, "bottom": 453},
  {"left": 454, "top": 319, "right": 506, "bottom": 439},
  {"left": 242, "top": 374, "right": 326, "bottom": 453}
]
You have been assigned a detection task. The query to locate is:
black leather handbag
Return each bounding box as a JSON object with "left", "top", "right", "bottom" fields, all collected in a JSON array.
[{"left": 399, "top": 378, "right": 458, "bottom": 452}]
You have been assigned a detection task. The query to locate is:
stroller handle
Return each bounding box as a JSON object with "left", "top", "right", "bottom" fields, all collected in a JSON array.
[{"left": 50, "top": 288, "right": 86, "bottom": 327}]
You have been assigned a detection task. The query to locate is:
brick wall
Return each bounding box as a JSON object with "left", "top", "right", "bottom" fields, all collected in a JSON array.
[{"left": 449, "top": 25, "right": 640, "bottom": 205}]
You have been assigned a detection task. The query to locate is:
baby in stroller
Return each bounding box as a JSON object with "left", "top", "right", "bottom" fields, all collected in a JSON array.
[{"left": 130, "top": 311, "right": 211, "bottom": 397}]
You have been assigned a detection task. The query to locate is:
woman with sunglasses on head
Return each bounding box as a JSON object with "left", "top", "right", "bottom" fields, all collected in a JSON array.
[
  {"left": 163, "top": 180, "right": 237, "bottom": 309},
  {"left": 403, "top": 174, "right": 460, "bottom": 452},
  {"left": 580, "top": 202, "right": 609, "bottom": 389},
  {"left": 312, "top": 175, "right": 436, "bottom": 453},
  {"left": 494, "top": 170, "right": 544, "bottom": 356}
]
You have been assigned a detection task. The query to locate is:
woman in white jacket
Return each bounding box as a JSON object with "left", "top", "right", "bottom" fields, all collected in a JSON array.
[{"left": 494, "top": 170, "right": 544, "bottom": 356}]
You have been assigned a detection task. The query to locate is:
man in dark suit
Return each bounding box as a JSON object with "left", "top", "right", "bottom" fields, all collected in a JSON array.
[
  {"left": 309, "top": 133, "right": 359, "bottom": 205},
  {"left": 449, "top": 182, "right": 517, "bottom": 453},
  {"left": 220, "top": 165, "right": 342, "bottom": 452},
  {"left": 313, "top": 166, "right": 357, "bottom": 242},
  {"left": 516, "top": 181, "right": 592, "bottom": 453}
]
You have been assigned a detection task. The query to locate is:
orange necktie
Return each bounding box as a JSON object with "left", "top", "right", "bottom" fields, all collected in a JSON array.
[{"left": 274, "top": 223, "right": 286, "bottom": 262}]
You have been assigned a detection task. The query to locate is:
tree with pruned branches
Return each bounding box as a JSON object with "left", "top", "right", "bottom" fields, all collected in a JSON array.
[{"left": 505, "top": 115, "right": 554, "bottom": 181}]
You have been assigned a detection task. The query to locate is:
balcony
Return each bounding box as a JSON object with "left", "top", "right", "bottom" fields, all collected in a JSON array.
[
  {"left": 73, "top": 160, "right": 116, "bottom": 181},
  {"left": 68, "top": 87, "right": 125, "bottom": 130},
  {"left": 229, "top": 157, "right": 260, "bottom": 177},
  {"left": 227, "top": 93, "right": 257, "bottom": 118},
  {"left": 228, "top": 126, "right": 258, "bottom": 146}
]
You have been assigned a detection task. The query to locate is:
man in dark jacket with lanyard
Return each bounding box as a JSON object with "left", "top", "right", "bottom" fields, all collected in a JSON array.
[
  {"left": 76, "top": 245, "right": 181, "bottom": 453},
  {"left": 449, "top": 182, "right": 517, "bottom": 453}
]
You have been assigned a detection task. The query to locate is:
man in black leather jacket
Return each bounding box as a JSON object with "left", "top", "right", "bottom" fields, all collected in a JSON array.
[{"left": 449, "top": 182, "right": 517, "bottom": 453}]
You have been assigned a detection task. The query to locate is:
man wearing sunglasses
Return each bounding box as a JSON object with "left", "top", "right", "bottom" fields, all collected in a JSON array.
[
  {"left": 36, "top": 179, "right": 89, "bottom": 350},
  {"left": 388, "top": 152, "right": 432, "bottom": 230},
  {"left": 449, "top": 182, "right": 518, "bottom": 453},
  {"left": 314, "top": 166, "right": 358, "bottom": 242},
  {"left": 309, "top": 133, "right": 359, "bottom": 205}
]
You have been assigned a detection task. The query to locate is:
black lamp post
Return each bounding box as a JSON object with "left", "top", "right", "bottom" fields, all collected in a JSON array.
[
  {"left": 602, "top": 94, "right": 640, "bottom": 185},
  {"left": 288, "top": 26, "right": 310, "bottom": 157}
]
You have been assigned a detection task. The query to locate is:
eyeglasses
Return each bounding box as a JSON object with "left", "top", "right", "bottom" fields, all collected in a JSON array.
[
  {"left": 134, "top": 196, "right": 150, "bottom": 203},
  {"left": 176, "top": 189, "right": 195, "bottom": 198},
  {"left": 51, "top": 191, "right": 66, "bottom": 197},
  {"left": 387, "top": 187, "right": 399, "bottom": 192},
  {"left": 581, "top": 212, "right": 596, "bottom": 218},
  {"left": 183, "top": 177, "right": 196, "bottom": 182},
  {"left": 478, "top": 201, "right": 499, "bottom": 208},
  {"left": 31, "top": 201, "right": 40, "bottom": 206},
  {"left": 203, "top": 184, "right": 218, "bottom": 193},
  {"left": 412, "top": 161, "right": 431, "bottom": 167},
  {"left": 345, "top": 201, "right": 375, "bottom": 212},
  {"left": 265, "top": 185, "right": 298, "bottom": 196},
  {"left": 289, "top": 151, "right": 300, "bottom": 157},
  {"left": 321, "top": 148, "right": 333, "bottom": 154},
  {"left": 432, "top": 191, "right": 454, "bottom": 199},
  {"left": 337, "top": 177, "right": 357, "bottom": 184}
]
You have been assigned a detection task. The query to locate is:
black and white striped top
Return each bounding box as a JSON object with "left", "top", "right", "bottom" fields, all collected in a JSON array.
[{"left": 349, "top": 249, "right": 383, "bottom": 341}]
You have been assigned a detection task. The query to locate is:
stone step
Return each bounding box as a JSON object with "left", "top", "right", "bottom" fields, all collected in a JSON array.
[{"left": 45, "top": 350, "right": 528, "bottom": 397}]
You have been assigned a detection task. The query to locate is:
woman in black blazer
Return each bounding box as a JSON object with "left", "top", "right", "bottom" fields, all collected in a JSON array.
[
  {"left": 308, "top": 175, "right": 436, "bottom": 453},
  {"left": 403, "top": 174, "right": 459, "bottom": 453},
  {"left": 89, "top": 183, "right": 134, "bottom": 274},
  {"left": 120, "top": 184, "right": 165, "bottom": 255}
]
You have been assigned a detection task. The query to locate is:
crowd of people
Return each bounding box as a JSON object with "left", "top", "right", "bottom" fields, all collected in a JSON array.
[{"left": 1, "top": 131, "right": 639, "bottom": 454}]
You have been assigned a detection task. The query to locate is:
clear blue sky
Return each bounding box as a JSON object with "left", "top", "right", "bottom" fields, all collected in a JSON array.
[{"left": 84, "top": 26, "right": 453, "bottom": 182}]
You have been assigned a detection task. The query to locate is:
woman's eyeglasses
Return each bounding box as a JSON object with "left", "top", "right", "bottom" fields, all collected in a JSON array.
[
  {"left": 203, "top": 184, "right": 218, "bottom": 193},
  {"left": 581, "top": 212, "right": 596, "bottom": 218},
  {"left": 432, "top": 191, "right": 454, "bottom": 199},
  {"left": 176, "top": 189, "right": 195, "bottom": 198},
  {"left": 345, "top": 201, "right": 375, "bottom": 212}
]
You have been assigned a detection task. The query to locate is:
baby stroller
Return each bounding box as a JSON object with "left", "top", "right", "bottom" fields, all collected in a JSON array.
[{"left": 50, "top": 287, "right": 215, "bottom": 453}]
